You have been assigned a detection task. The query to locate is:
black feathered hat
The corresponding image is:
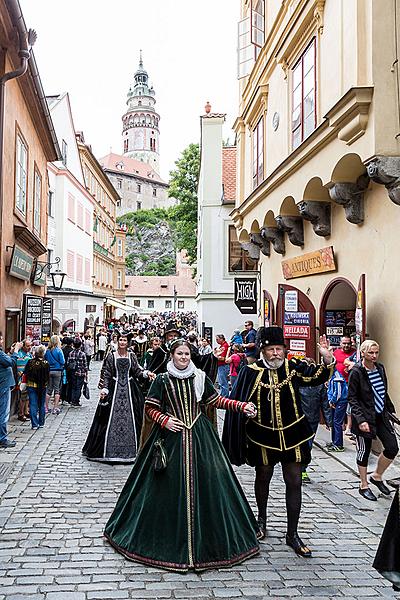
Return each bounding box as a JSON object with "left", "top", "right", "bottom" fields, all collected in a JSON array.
[
  {"left": 164, "top": 321, "right": 181, "bottom": 337},
  {"left": 256, "top": 326, "right": 285, "bottom": 348}
]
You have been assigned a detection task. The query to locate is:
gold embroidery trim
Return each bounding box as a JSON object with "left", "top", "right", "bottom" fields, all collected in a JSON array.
[
  {"left": 248, "top": 414, "right": 306, "bottom": 430},
  {"left": 261, "top": 447, "right": 268, "bottom": 465},
  {"left": 286, "top": 360, "right": 300, "bottom": 420}
]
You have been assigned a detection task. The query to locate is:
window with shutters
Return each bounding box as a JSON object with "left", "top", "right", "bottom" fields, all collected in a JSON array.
[
  {"left": 148, "top": 300, "right": 154, "bottom": 309},
  {"left": 76, "top": 254, "right": 83, "bottom": 283},
  {"left": 67, "top": 193, "right": 75, "bottom": 223},
  {"left": 84, "top": 258, "right": 90, "bottom": 285},
  {"left": 15, "top": 131, "right": 28, "bottom": 216},
  {"left": 77, "top": 202, "right": 84, "bottom": 230},
  {"left": 85, "top": 209, "right": 91, "bottom": 234},
  {"left": 33, "top": 167, "right": 42, "bottom": 233},
  {"left": 237, "top": 0, "right": 265, "bottom": 79},
  {"left": 67, "top": 250, "right": 75, "bottom": 280}
]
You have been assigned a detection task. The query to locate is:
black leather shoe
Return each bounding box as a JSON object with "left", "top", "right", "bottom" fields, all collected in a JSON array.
[
  {"left": 0, "top": 439, "right": 16, "bottom": 448},
  {"left": 359, "top": 487, "right": 377, "bottom": 501},
  {"left": 256, "top": 517, "right": 266, "bottom": 540},
  {"left": 286, "top": 532, "right": 312, "bottom": 557},
  {"left": 370, "top": 477, "right": 391, "bottom": 495}
]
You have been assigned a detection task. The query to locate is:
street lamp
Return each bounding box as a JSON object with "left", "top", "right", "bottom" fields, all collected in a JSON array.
[{"left": 34, "top": 256, "right": 66, "bottom": 291}]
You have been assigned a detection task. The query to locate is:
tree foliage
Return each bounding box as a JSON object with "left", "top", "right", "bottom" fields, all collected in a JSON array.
[{"left": 168, "top": 143, "right": 200, "bottom": 263}]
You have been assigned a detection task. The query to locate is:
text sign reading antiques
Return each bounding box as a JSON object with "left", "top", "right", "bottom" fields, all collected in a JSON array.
[
  {"left": 234, "top": 278, "right": 257, "bottom": 314},
  {"left": 281, "top": 246, "right": 336, "bottom": 280}
]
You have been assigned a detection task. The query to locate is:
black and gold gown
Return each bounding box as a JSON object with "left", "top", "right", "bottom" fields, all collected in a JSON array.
[
  {"left": 104, "top": 371, "right": 259, "bottom": 572},
  {"left": 222, "top": 357, "right": 334, "bottom": 466},
  {"left": 82, "top": 352, "right": 146, "bottom": 463},
  {"left": 373, "top": 487, "right": 400, "bottom": 590}
]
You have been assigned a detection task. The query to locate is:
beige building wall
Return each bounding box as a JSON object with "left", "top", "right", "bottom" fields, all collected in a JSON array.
[{"left": 234, "top": 0, "right": 400, "bottom": 407}]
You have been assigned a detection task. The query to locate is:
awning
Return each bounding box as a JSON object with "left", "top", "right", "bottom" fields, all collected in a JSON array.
[{"left": 104, "top": 297, "right": 138, "bottom": 312}]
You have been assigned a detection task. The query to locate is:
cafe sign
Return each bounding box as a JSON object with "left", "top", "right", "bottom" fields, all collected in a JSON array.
[
  {"left": 8, "top": 245, "right": 34, "bottom": 281},
  {"left": 282, "top": 246, "right": 336, "bottom": 280}
]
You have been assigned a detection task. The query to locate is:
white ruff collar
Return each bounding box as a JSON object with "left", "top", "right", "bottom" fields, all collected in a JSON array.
[{"left": 166, "top": 360, "right": 206, "bottom": 402}]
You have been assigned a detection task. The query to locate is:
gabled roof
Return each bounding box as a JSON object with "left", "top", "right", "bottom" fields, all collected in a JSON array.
[
  {"left": 222, "top": 146, "right": 236, "bottom": 203},
  {"left": 98, "top": 152, "right": 166, "bottom": 185}
]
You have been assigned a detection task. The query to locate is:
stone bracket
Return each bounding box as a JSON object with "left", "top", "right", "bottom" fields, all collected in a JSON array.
[
  {"left": 249, "top": 232, "right": 270, "bottom": 257},
  {"left": 240, "top": 241, "right": 260, "bottom": 261},
  {"left": 275, "top": 215, "right": 304, "bottom": 247},
  {"left": 366, "top": 156, "right": 400, "bottom": 206},
  {"left": 328, "top": 174, "right": 369, "bottom": 224},
  {"left": 297, "top": 200, "right": 331, "bottom": 237},
  {"left": 261, "top": 226, "right": 285, "bottom": 255}
]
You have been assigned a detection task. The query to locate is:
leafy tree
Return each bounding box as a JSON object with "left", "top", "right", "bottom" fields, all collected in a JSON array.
[{"left": 168, "top": 143, "right": 200, "bottom": 263}]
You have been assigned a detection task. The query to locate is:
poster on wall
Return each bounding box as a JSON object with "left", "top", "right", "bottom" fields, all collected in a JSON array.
[
  {"left": 234, "top": 278, "right": 257, "bottom": 314},
  {"left": 23, "top": 295, "right": 43, "bottom": 345},
  {"left": 284, "top": 312, "right": 310, "bottom": 325},
  {"left": 41, "top": 298, "right": 54, "bottom": 344},
  {"left": 284, "top": 290, "right": 298, "bottom": 312},
  {"left": 283, "top": 325, "right": 310, "bottom": 339}
]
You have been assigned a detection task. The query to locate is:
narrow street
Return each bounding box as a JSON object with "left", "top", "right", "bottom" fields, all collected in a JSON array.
[{"left": 0, "top": 361, "right": 397, "bottom": 600}]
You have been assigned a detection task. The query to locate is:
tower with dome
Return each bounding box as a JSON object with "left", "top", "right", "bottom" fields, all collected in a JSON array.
[{"left": 122, "top": 51, "right": 160, "bottom": 174}]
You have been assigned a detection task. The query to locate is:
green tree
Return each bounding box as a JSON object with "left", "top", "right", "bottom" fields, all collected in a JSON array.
[{"left": 168, "top": 143, "right": 200, "bottom": 263}]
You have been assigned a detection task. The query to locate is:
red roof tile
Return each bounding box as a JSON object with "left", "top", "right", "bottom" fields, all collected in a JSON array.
[
  {"left": 98, "top": 152, "right": 166, "bottom": 184},
  {"left": 222, "top": 146, "right": 236, "bottom": 203}
]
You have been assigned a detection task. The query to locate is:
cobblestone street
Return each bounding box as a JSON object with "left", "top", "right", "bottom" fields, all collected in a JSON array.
[{"left": 0, "top": 361, "right": 398, "bottom": 600}]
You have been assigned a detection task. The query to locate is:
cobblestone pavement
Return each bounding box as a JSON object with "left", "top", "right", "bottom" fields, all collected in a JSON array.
[{"left": 0, "top": 361, "right": 398, "bottom": 600}]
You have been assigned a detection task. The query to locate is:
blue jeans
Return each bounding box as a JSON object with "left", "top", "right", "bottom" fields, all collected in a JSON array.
[
  {"left": 0, "top": 386, "right": 11, "bottom": 443},
  {"left": 28, "top": 387, "right": 46, "bottom": 428},
  {"left": 331, "top": 399, "right": 348, "bottom": 447},
  {"left": 217, "top": 364, "right": 230, "bottom": 397},
  {"left": 70, "top": 374, "right": 84, "bottom": 405}
]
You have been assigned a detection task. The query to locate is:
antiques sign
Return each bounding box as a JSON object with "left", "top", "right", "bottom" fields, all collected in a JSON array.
[
  {"left": 234, "top": 278, "right": 257, "bottom": 314},
  {"left": 281, "top": 246, "right": 336, "bottom": 280},
  {"left": 8, "top": 245, "right": 34, "bottom": 281}
]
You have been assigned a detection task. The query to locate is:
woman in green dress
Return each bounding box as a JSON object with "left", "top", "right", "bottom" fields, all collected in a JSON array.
[{"left": 104, "top": 339, "right": 260, "bottom": 572}]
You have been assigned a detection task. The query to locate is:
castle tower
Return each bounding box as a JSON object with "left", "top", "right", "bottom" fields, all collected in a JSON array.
[{"left": 122, "top": 51, "right": 160, "bottom": 173}]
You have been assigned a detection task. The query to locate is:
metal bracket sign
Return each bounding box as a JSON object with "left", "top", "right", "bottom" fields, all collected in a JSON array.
[{"left": 234, "top": 278, "right": 257, "bottom": 314}]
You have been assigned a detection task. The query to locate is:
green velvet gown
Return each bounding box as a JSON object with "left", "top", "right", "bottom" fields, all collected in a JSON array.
[{"left": 104, "top": 372, "right": 259, "bottom": 572}]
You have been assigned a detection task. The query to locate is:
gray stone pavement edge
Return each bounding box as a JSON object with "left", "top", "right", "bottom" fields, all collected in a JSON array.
[{"left": 0, "top": 361, "right": 399, "bottom": 600}]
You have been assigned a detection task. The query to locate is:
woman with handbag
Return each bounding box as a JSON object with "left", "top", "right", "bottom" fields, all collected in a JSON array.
[
  {"left": 82, "top": 335, "right": 154, "bottom": 463},
  {"left": 104, "top": 339, "right": 259, "bottom": 572}
]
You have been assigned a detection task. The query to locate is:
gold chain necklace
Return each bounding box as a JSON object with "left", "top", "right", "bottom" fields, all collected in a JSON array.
[{"left": 259, "top": 369, "right": 297, "bottom": 391}]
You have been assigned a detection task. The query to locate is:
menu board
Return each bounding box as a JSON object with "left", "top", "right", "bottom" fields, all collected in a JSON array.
[
  {"left": 41, "top": 298, "right": 53, "bottom": 344},
  {"left": 23, "top": 295, "right": 43, "bottom": 345}
]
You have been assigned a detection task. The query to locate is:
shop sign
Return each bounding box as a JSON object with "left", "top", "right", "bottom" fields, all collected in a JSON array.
[
  {"left": 234, "top": 278, "right": 257, "bottom": 314},
  {"left": 284, "top": 290, "right": 298, "bottom": 312},
  {"left": 283, "top": 325, "right": 310, "bottom": 339},
  {"left": 289, "top": 339, "right": 306, "bottom": 351},
  {"left": 329, "top": 336, "right": 341, "bottom": 347},
  {"left": 284, "top": 311, "right": 310, "bottom": 325},
  {"left": 281, "top": 246, "right": 336, "bottom": 280},
  {"left": 326, "top": 326, "right": 344, "bottom": 336},
  {"left": 8, "top": 245, "right": 34, "bottom": 281},
  {"left": 41, "top": 298, "right": 53, "bottom": 344},
  {"left": 23, "top": 295, "right": 43, "bottom": 344}
]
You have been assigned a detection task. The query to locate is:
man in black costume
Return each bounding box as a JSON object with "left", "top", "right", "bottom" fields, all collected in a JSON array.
[
  {"left": 223, "top": 326, "right": 335, "bottom": 557},
  {"left": 146, "top": 322, "right": 180, "bottom": 374}
]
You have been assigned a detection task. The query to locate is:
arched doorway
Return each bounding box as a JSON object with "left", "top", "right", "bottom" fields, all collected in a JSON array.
[{"left": 319, "top": 278, "right": 357, "bottom": 348}]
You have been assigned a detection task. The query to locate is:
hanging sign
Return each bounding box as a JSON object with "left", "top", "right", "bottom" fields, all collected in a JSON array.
[
  {"left": 41, "top": 298, "right": 54, "bottom": 344},
  {"left": 284, "top": 311, "right": 310, "bottom": 325},
  {"left": 8, "top": 245, "right": 34, "bottom": 281},
  {"left": 234, "top": 278, "right": 257, "bottom": 314},
  {"left": 282, "top": 246, "right": 336, "bottom": 280},
  {"left": 283, "top": 325, "right": 310, "bottom": 339},
  {"left": 284, "top": 290, "right": 298, "bottom": 312},
  {"left": 23, "top": 295, "right": 43, "bottom": 344}
]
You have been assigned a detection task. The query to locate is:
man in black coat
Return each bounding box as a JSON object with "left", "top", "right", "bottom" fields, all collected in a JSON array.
[{"left": 222, "top": 326, "right": 335, "bottom": 558}]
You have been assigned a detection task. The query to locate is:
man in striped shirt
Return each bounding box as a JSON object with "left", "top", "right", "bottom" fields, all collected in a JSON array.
[{"left": 348, "top": 340, "right": 398, "bottom": 501}]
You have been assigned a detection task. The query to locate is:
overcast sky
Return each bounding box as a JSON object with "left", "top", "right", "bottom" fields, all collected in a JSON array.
[{"left": 20, "top": 0, "right": 240, "bottom": 180}]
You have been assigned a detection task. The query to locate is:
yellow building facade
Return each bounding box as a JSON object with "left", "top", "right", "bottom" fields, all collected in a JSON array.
[
  {"left": 234, "top": 0, "right": 400, "bottom": 403},
  {"left": 77, "top": 135, "right": 126, "bottom": 319}
]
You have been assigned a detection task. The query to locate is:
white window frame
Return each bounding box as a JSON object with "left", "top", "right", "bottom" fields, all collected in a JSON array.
[
  {"left": 15, "top": 132, "right": 28, "bottom": 215},
  {"left": 33, "top": 167, "right": 42, "bottom": 233}
]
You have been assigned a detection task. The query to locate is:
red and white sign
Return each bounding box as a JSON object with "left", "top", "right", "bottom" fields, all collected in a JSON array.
[
  {"left": 289, "top": 339, "right": 306, "bottom": 351},
  {"left": 287, "top": 351, "right": 306, "bottom": 360},
  {"left": 283, "top": 325, "right": 310, "bottom": 339}
]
